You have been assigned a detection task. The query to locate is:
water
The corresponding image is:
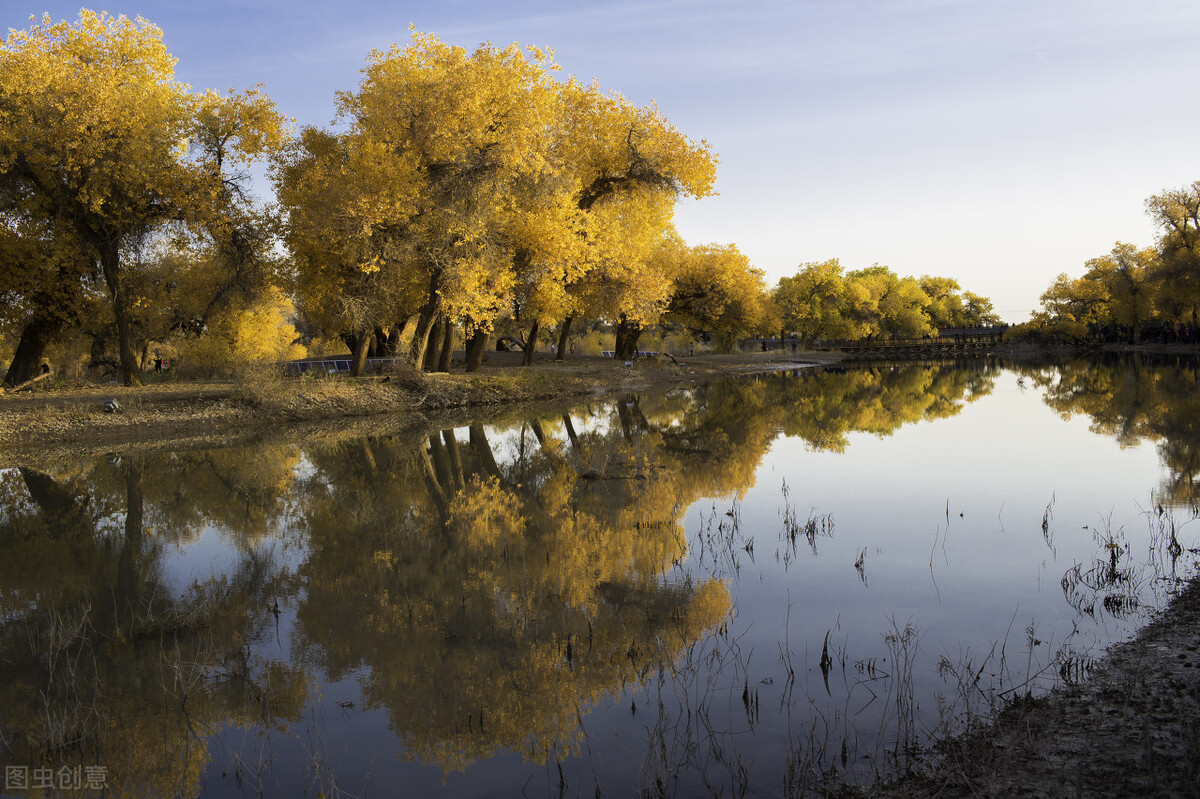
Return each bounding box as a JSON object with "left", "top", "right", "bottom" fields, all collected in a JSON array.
[{"left": 2, "top": 356, "right": 1198, "bottom": 798}]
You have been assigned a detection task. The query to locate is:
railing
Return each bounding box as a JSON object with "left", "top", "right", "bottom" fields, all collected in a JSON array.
[{"left": 278, "top": 357, "right": 409, "bottom": 375}]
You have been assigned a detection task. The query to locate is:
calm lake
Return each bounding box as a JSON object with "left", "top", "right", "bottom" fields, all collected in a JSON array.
[{"left": 3, "top": 356, "right": 1199, "bottom": 798}]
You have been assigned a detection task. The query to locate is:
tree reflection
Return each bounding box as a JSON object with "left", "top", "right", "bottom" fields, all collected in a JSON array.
[
  {"left": 0, "top": 455, "right": 306, "bottom": 798},
  {"left": 290, "top": 410, "right": 733, "bottom": 772},
  {"left": 750, "top": 362, "right": 997, "bottom": 452},
  {"left": 1017, "top": 354, "right": 1200, "bottom": 504},
  {"left": 0, "top": 361, "right": 1019, "bottom": 786}
]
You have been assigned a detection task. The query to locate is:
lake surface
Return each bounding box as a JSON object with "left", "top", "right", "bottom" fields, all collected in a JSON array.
[{"left": 3, "top": 356, "right": 1199, "bottom": 798}]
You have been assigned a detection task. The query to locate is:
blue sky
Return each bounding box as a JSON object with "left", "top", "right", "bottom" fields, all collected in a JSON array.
[{"left": 8, "top": 0, "right": 1200, "bottom": 321}]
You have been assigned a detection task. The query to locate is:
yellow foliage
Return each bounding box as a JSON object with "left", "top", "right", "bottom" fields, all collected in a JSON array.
[
  {"left": 1, "top": 10, "right": 287, "bottom": 386},
  {"left": 275, "top": 30, "right": 721, "bottom": 352},
  {"left": 176, "top": 288, "right": 305, "bottom": 377}
]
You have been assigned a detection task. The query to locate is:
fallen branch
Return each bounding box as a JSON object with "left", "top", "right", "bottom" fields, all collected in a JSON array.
[{"left": 11, "top": 371, "right": 53, "bottom": 392}]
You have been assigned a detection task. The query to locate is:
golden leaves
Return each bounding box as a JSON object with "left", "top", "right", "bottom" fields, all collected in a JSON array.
[{"left": 279, "top": 28, "right": 722, "bottom": 341}]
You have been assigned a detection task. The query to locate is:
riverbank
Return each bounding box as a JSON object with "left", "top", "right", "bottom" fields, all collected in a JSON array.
[
  {"left": 866, "top": 573, "right": 1200, "bottom": 798},
  {"left": 0, "top": 349, "right": 840, "bottom": 463}
]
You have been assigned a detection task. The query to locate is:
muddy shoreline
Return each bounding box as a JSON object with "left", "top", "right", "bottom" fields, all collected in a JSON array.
[{"left": 867, "top": 574, "right": 1200, "bottom": 797}]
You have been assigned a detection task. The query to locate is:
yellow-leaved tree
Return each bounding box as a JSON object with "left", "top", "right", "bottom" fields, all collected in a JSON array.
[
  {"left": 0, "top": 11, "right": 285, "bottom": 386},
  {"left": 339, "top": 31, "right": 562, "bottom": 372},
  {"left": 275, "top": 33, "right": 720, "bottom": 372},
  {"left": 272, "top": 126, "right": 423, "bottom": 375},
  {"left": 664, "top": 235, "right": 771, "bottom": 350},
  {"left": 556, "top": 79, "right": 718, "bottom": 359}
]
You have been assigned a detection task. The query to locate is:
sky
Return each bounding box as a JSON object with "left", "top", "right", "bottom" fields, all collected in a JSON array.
[{"left": 7, "top": 0, "right": 1200, "bottom": 322}]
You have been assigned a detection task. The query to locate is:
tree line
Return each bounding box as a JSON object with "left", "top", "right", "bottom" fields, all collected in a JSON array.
[
  {"left": 1022, "top": 181, "right": 1200, "bottom": 342},
  {"left": 772, "top": 260, "right": 1001, "bottom": 344},
  {"left": 1, "top": 11, "right": 1006, "bottom": 389},
  {"left": 0, "top": 11, "right": 753, "bottom": 386}
]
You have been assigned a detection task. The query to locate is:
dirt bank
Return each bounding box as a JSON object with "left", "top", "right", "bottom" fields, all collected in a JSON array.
[
  {"left": 867, "top": 576, "right": 1200, "bottom": 798},
  {"left": 0, "top": 349, "right": 839, "bottom": 464}
]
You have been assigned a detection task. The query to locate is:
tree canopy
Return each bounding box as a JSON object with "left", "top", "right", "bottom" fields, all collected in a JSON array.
[
  {"left": 0, "top": 10, "right": 286, "bottom": 385},
  {"left": 272, "top": 31, "right": 722, "bottom": 372}
]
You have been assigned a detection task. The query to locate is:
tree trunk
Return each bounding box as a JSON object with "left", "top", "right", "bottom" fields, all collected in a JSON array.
[
  {"left": 350, "top": 328, "right": 371, "bottom": 376},
  {"left": 385, "top": 325, "right": 402, "bottom": 357},
  {"left": 616, "top": 394, "right": 649, "bottom": 440},
  {"left": 116, "top": 457, "right": 145, "bottom": 609},
  {"left": 562, "top": 414, "right": 579, "bottom": 447},
  {"left": 408, "top": 305, "right": 437, "bottom": 368},
  {"left": 617, "top": 397, "right": 637, "bottom": 440},
  {"left": 465, "top": 328, "right": 488, "bottom": 373},
  {"left": 359, "top": 438, "right": 379, "bottom": 475},
  {"left": 19, "top": 467, "right": 78, "bottom": 520},
  {"left": 418, "top": 442, "right": 449, "bottom": 519},
  {"left": 614, "top": 315, "right": 641, "bottom": 360},
  {"left": 100, "top": 240, "right": 142, "bottom": 387},
  {"left": 556, "top": 315, "right": 573, "bottom": 361},
  {"left": 529, "top": 418, "right": 548, "bottom": 447},
  {"left": 436, "top": 318, "right": 454, "bottom": 372},
  {"left": 372, "top": 327, "right": 389, "bottom": 358},
  {"left": 522, "top": 321, "right": 539, "bottom": 366},
  {"left": 3, "top": 315, "right": 57, "bottom": 387},
  {"left": 423, "top": 316, "right": 443, "bottom": 372},
  {"left": 442, "top": 429, "right": 464, "bottom": 491},
  {"left": 428, "top": 433, "right": 454, "bottom": 495}
]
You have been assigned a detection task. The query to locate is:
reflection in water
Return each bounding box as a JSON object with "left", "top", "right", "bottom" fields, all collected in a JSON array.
[
  {"left": 1016, "top": 353, "right": 1200, "bottom": 506},
  {"left": 291, "top": 420, "right": 731, "bottom": 772},
  {"left": 0, "top": 456, "right": 307, "bottom": 798},
  {"left": 768, "top": 361, "right": 997, "bottom": 451},
  {"left": 1, "top": 358, "right": 1198, "bottom": 796}
]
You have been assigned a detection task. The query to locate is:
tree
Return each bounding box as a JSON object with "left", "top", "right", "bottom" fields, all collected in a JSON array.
[
  {"left": 273, "top": 127, "right": 418, "bottom": 375},
  {"left": 665, "top": 238, "right": 770, "bottom": 350},
  {"left": 0, "top": 12, "right": 284, "bottom": 386},
  {"left": 333, "top": 31, "right": 563, "bottom": 371},
  {"left": 1039, "top": 272, "right": 1109, "bottom": 324},
  {"left": 557, "top": 79, "right": 717, "bottom": 359},
  {"left": 844, "top": 265, "right": 932, "bottom": 338},
  {"left": 1083, "top": 242, "right": 1159, "bottom": 342},
  {"left": 1146, "top": 181, "right": 1200, "bottom": 325},
  {"left": 774, "top": 260, "right": 858, "bottom": 343},
  {"left": 182, "top": 87, "right": 288, "bottom": 332},
  {"left": 962, "top": 291, "right": 1002, "bottom": 326},
  {"left": 0, "top": 210, "right": 94, "bottom": 386}
]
